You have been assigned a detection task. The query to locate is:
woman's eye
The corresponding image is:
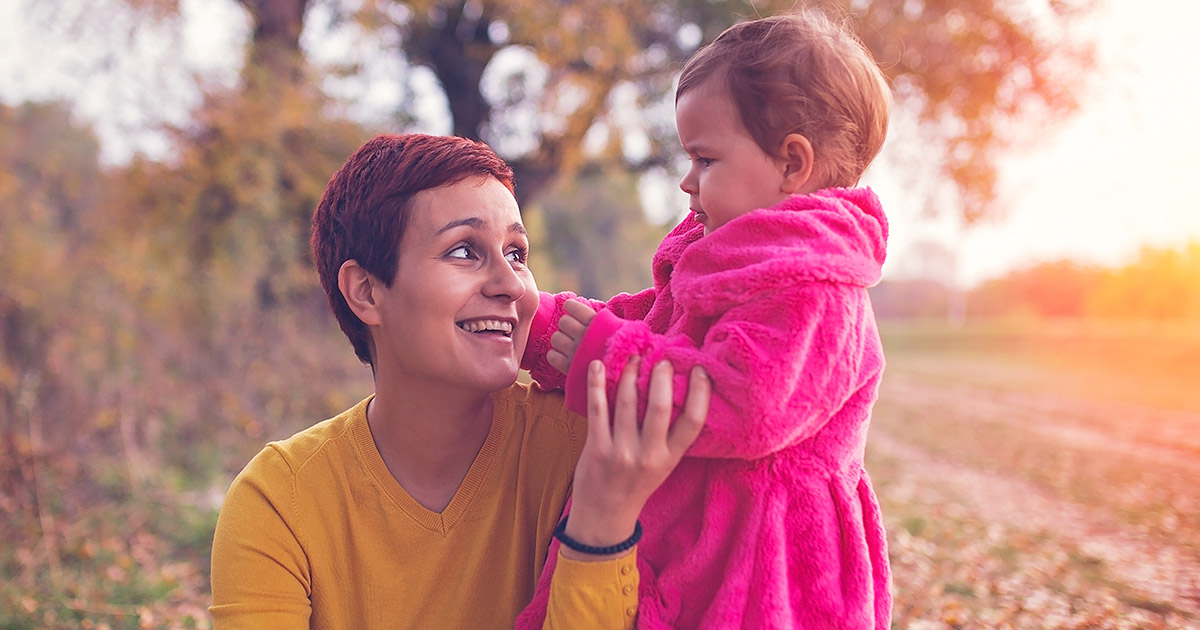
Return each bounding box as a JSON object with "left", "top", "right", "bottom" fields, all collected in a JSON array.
[
  {"left": 447, "top": 245, "right": 473, "bottom": 259},
  {"left": 505, "top": 248, "right": 528, "bottom": 264}
]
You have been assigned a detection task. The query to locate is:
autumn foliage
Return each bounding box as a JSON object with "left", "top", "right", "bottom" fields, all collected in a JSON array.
[
  {"left": 6, "top": 0, "right": 1195, "bottom": 627},
  {"left": 871, "top": 246, "right": 1200, "bottom": 322},
  {"left": 1, "top": 92, "right": 375, "bottom": 628}
]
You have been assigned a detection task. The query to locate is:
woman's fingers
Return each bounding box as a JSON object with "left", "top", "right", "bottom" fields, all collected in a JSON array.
[
  {"left": 569, "top": 357, "right": 708, "bottom": 554},
  {"left": 585, "top": 360, "right": 613, "bottom": 452},
  {"left": 587, "top": 356, "right": 708, "bottom": 472},
  {"left": 640, "top": 361, "right": 674, "bottom": 448},
  {"left": 667, "top": 366, "right": 710, "bottom": 455},
  {"left": 611, "top": 357, "right": 641, "bottom": 453}
]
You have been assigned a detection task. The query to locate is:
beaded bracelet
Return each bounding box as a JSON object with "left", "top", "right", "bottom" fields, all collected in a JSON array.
[{"left": 553, "top": 516, "right": 643, "bottom": 555}]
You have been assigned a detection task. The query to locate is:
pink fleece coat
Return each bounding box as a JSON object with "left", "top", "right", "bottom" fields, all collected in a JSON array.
[{"left": 516, "top": 188, "right": 892, "bottom": 629}]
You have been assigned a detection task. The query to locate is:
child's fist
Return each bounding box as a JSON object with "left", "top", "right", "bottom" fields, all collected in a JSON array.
[{"left": 547, "top": 299, "right": 597, "bottom": 375}]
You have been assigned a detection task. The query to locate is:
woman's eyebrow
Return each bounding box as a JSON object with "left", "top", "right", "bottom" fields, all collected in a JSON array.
[
  {"left": 436, "top": 217, "right": 484, "bottom": 234},
  {"left": 435, "top": 218, "right": 526, "bottom": 236}
]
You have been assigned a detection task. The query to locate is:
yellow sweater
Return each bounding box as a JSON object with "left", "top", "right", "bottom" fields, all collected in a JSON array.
[{"left": 210, "top": 383, "right": 638, "bottom": 629}]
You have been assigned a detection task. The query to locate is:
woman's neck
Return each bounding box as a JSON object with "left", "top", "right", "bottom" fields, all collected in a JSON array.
[{"left": 366, "top": 378, "right": 497, "bottom": 513}]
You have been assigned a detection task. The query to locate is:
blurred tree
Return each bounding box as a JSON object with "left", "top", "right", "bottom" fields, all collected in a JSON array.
[
  {"left": 847, "top": 0, "right": 1098, "bottom": 223},
  {"left": 341, "top": 0, "right": 1096, "bottom": 218},
  {"left": 530, "top": 167, "right": 670, "bottom": 299},
  {"left": 81, "top": 0, "right": 1094, "bottom": 218},
  {"left": 0, "top": 100, "right": 373, "bottom": 629},
  {"left": 12, "top": 0, "right": 376, "bottom": 475},
  {"left": 1089, "top": 243, "right": 1200, "bottom": 320},
  {"left": 238, "top": 0, "right": 312, "bottom": 83},
  {"left": 0, "top": 101, "right": 105, "bottom": 449},
  {"left": 967, "top": 259, "right": 1103, "bottom": 318},
  {"left": 869, "top": 280, "right": 956, "bottom": 320},
  {"left": 101, "top": 85, "right": 372, "bottom": 477},
  {"left": 887, "top": 238, "right": 962, "bottom": 285},
  {"left": 875, "top": 243, "right": 1200, "bottom": 322},
  {"left": 96, "top": 0, "right": 1090, "bottom": 303}
]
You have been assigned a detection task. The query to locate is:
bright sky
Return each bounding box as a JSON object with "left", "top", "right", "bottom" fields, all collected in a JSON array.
[
  {"left": 873, "top": 0, "right": 1200, "bottom": 285},
  {"left": 2, "top": 0, "right": 1198, "bottom": 287}
]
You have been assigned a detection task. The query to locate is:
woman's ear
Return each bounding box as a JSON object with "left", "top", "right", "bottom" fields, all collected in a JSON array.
[
  {"left": 338, "top": 260, "right": 382, "bottom": 326},
  {"left": 777, "top": 133, "right": 816, "bottom": 195}
]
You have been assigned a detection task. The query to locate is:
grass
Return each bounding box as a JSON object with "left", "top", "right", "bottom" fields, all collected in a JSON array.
[{"left": 3, "top": 317, "right": 1198, "bottom": 628}]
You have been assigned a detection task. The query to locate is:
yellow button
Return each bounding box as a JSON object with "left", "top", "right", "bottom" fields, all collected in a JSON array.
[
  {"left": 626, "top": 606, "right": 637, "bottom": 617},
  {"left": 620, "top": 564, "right": 632, "bottom": 575},
  {"left": 622, "top": 585, "right": 634, "bottom": 595}
]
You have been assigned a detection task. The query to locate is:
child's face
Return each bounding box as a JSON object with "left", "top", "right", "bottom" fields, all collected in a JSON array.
[{"left": 676, "top": 81, "right": 790, "bottom": 234}]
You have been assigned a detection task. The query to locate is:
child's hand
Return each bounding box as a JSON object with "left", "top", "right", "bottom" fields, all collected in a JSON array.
[
  {"left": 561, "top": 357, "right": 710, "bottom": 560},
  {"left": 547, "top": 299, "right": 597, "bottom": 375}
]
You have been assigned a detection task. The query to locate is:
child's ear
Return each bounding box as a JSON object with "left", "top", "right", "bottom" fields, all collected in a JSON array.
[
  {"left": 338, "top": 259, "right": 383, "bottom": 326},
  {"left": 777, "top": 133, "right": 816, "bottom": 195}
]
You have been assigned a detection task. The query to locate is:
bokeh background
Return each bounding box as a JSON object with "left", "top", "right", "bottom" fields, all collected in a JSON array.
[{"left": 1, "top": 1, "right": 1197, "bottom": 628}]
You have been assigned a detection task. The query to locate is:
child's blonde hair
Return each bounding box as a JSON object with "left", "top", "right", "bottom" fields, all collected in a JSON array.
[{"left": 677, "top": 9, "right": 891, "bottom": 189}]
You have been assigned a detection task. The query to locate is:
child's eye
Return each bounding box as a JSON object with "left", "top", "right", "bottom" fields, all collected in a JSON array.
[{"left": 694, "top": 157, "right": 714, "bottom": 167}]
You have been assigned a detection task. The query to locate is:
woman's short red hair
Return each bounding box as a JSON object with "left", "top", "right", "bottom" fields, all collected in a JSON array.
[{"left": 310, "top": 133, "right": 515, "bottom": 366}]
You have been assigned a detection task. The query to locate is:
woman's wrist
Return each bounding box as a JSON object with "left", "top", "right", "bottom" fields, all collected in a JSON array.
[
  {"left": 559, "top": 507, "right": 640, "bottom": 561},
  {"left": 556, "top": 516, "right": 641, "bottom": 558}
]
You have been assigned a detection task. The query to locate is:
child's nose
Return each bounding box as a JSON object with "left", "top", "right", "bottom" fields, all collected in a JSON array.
[{"left": 679, "top": 169, "right": 697, "bottom": 195}]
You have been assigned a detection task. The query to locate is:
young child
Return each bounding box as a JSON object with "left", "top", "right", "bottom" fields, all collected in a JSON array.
[{"left": 517, "top": 9, "right": 892, "bottom": 630}]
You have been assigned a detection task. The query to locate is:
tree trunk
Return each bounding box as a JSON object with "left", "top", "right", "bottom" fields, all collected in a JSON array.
[
  {"left": 237, "top": 0, "right": 311, "bottom": 85},
  {"left": 406, "top": 1, "right": 496, "bottom": 140}
]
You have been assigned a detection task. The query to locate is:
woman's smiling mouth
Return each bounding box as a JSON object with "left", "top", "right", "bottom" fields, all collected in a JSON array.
[{"left": 456, "top": 319, "right": 514, "bottom": 337}]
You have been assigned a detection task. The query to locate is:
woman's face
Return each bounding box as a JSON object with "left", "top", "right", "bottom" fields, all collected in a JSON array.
[{"left": 370, "top": 175, "right": 539, "bottom": 395}]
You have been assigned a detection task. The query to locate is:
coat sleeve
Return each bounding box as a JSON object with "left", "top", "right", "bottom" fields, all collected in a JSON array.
[
  {"left": 522, "top": 289, "right": 659, "bottom": 391},
  {"left": 209, "top": 447, "right": 312, "bottom": 629},
  {"left": 562, "top": 282, "right": 880, "bottom": 460}
]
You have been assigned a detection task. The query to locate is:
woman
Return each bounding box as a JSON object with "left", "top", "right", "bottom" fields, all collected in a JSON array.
[{"left": 209, "top": 133, "right": 711, "bottom": 629}]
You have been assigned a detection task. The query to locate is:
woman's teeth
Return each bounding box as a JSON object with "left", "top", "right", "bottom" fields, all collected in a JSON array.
[{"left": 457, "top": 320, "right": 513, "bottom": 336}]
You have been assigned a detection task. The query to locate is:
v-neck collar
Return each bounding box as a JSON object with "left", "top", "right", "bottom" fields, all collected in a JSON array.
[{"left": 351, "top": 388, "right": 511, "bottom": 535}]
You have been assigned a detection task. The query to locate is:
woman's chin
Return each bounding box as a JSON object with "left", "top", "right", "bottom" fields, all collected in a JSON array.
[{"left": 471, "top": 363, "right": 522, "bottom": 394}]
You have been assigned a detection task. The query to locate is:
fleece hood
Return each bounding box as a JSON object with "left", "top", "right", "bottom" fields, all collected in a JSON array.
[{"left": 659, "top": 187, "right": 888, "bottom": 315}]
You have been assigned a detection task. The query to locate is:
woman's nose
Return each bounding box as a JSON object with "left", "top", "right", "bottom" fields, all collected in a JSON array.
[{"left": 483, "top": 256, "right": 526, "bottom": 301}]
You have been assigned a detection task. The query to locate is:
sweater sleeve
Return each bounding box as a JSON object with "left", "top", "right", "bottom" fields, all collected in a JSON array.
[
  {"left": 522, "top": 288, "right": 659, "bottom": 391},
  {"left": 563, "top": 282, "right": 880, "bottom": 460},
  {"left": 543, "top": 548, "right": 640, "bottom": 630},
  {"left": 516, "top": 513, "right": 644, "bottom": 630},
  {"left": 210, "top": 446, "right": 311, "bottom": 629}
]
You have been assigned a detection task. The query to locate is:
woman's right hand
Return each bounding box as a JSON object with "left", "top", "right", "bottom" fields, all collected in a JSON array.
[{"left": 561, "top": 357, "right": 710, "bottom": 560}]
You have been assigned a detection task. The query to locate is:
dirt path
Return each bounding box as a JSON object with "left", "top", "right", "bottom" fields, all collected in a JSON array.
[
  {"left": 871, "top": 371, "right": 1200, "bottom": 626},
  {"left": 872, "top": 432, "right": 1200, "bottom": 615}
]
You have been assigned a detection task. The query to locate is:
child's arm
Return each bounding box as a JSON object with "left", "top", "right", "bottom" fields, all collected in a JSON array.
[
  {"left": 561, "top": 283, "right": 882, "bottom": 460},
  {"left": 521, "top": 289, "right": 658, "bottom": 389},
  {"left": 524, "top": 215, "right": 703, "bottom": 389}
]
